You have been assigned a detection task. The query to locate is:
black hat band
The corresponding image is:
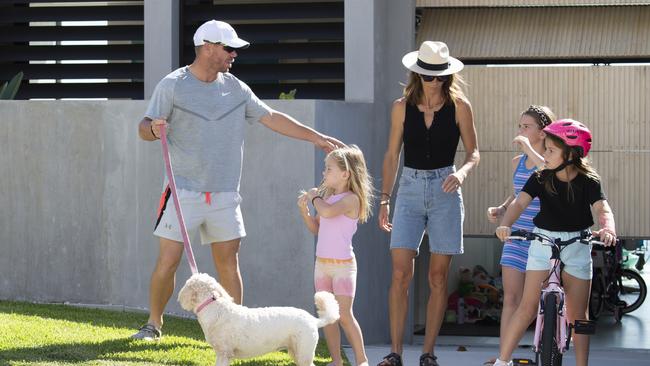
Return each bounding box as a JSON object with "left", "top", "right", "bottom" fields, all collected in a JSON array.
[{"left": 417, "top": 58, "right": 450, "bottom": 71}]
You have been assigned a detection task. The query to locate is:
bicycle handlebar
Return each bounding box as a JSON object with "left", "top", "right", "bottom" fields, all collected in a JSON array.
[{"left": 506, "top": 229, "right": 616, "bottom": 247}]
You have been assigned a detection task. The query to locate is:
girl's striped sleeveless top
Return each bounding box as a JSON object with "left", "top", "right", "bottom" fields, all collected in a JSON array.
[{"left": 512, "top": 154, "right": 540, "bottom": 231}]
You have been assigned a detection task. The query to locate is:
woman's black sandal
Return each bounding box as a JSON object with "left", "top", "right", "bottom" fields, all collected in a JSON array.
[
  {"left": 377, "top": 352, "right": 402, "bottom": 366},
  {"left": 420, "top": 353, "right": 439, "bottom": 366}
]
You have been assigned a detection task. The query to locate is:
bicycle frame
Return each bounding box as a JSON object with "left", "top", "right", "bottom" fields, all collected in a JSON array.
[
  {"left": 508, "top": 230, "right": 600, "bottom": 366},
  {"left": 532, "top": 244, "right": 569, "bottom": 355}
]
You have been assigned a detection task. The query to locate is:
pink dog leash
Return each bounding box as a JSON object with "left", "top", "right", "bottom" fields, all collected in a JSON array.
[{"left": 160, "top": 125, "right": 199, "bottom": 274}]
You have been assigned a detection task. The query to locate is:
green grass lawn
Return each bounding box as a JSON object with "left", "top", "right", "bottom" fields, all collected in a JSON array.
[{"left": 0, "top": 301, "right": 347, "bottom": 366}]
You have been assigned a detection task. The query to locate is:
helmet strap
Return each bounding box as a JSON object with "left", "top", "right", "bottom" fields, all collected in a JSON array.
[{"left": 549, "top": 159, "right": 575, "bottom": 173}]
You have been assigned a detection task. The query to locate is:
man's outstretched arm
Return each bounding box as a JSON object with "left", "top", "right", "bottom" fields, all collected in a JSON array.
[{"left": 259, "top": 110, "right": 345, "bottom": 153}]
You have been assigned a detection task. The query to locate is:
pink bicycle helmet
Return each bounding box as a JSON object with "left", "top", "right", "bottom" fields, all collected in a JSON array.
[{"left": 543, "top": 119, "right": 593, "bottom": 157}]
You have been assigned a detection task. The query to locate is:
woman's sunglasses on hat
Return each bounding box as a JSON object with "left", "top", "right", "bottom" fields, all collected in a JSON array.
[{"left": 420, "top": 74, "right": 450, "bottom": 82}]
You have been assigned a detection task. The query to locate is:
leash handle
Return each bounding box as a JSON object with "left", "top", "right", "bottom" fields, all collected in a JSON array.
[{"left": 159, "top": 125, "right": 199, "bottom": 274}]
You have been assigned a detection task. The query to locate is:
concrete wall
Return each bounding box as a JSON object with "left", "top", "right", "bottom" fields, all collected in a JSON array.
[
  {"left": 0, "top": 100, "right": 379, "bottom": 321},
  {"left": 368, "top": 0, "right": 418, "bottom": 344},
  {"left": 345, "top": 0, "right": 374, "bottom": 102},
  {"left": 1, "top": 100, "right": 150, "bottom": 307},
  {"left": 341, "top": 0, "right": 418, "bottom": 344},
  {"left": 144, "top": 0, "right": 179, "bottom": 98}
]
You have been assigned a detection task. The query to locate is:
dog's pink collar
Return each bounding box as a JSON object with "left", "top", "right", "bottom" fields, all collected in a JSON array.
[{"left": 195, "top": 295, "right": 216, "bottom": 314}]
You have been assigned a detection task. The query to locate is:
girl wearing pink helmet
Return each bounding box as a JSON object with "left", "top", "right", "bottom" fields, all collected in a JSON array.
[{"left": 492, "top": 119, "right": 617, "bottom": 366}]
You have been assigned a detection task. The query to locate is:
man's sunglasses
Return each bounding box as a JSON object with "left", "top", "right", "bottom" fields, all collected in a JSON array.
[
  {"left": 203, "top": 40, "right": 237, "bottom": 53},
  {"left": 420, "top": 74, "right": 450, "bottom": 82}
]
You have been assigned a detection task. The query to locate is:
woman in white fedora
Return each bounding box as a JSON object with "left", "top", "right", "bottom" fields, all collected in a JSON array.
[{"left": 377, "top": 41, "right": 480, "bottom": 366}]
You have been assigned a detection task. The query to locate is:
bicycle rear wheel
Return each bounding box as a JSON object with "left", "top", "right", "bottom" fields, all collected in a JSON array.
[
  {"left": 541, "top": 293, "right": 563, "bottom": 366},
  {"left": 619, "top": 269, "right": 647, "bottom": 314}
]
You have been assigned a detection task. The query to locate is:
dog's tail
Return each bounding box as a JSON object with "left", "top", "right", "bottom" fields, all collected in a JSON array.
[{"left": 314, "top": 291, "right": 339, "bottom": 328}]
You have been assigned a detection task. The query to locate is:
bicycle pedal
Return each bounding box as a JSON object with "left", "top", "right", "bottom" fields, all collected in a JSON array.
[
  {"left": 512, "top": 359, "right": 536, "bottom": 366},
  {"left": 573, "top": 319, "right": 596, "bottom": 334}
]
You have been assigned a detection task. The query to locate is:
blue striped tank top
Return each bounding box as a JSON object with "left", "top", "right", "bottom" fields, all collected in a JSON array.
[{"left": 512, "top": 154, "right": 540, "bottom": 231}]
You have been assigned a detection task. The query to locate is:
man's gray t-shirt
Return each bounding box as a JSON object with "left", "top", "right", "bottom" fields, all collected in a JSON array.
[{"left": 145, "top": 66, "right": 272, "bottom": 192}]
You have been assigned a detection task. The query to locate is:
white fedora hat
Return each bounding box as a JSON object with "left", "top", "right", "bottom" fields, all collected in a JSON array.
[{"left": 402, "top": 41, "right": 463, "bottom": 76}]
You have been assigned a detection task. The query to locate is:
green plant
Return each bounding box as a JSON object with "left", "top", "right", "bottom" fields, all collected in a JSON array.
[
  {"left": 0, "top": 71, "right": 24, "bottom": 100},
  {"left": 279, "top": 89, "right": 297, "bottom": 100}
]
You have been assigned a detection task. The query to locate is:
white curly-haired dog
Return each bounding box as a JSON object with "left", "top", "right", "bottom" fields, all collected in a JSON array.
[{"left": 178, "top": 273, "right": 339, "bottom": 366}]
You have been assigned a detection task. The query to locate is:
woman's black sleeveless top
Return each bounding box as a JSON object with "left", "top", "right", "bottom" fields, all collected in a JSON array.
[{"left": 403, "top": 101, "right": 460, "bottom": 170}]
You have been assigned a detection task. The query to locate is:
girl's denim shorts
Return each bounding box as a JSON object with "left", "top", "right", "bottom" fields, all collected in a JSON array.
[
  {"left": 527, "top": 227, "right": 593, "bottom": 280},
  {"left": 390, "top": 166, "right": 464, "bottom": 255}
]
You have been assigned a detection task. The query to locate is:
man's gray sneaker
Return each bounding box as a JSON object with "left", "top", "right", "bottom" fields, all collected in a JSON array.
[{"left": 131, "top": 323, "right": 161, "bottom": 341}]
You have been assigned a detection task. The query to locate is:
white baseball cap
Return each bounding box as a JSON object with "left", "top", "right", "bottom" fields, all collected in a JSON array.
[{"left": 193, "top": 20, "right": 249, "bottom": 49}]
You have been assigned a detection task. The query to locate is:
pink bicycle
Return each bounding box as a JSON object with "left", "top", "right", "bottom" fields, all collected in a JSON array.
[{"left": 507, "top": 230, "right": 609, "bottom": 366}]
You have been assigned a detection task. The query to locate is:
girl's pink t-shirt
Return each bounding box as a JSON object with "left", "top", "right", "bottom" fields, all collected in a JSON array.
[{"left": 316, "top": 192, "right": 359, "bottom": 260}]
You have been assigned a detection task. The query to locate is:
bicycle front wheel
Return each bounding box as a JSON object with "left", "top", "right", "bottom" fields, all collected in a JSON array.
[
  {"left": 619, "top": 269, "right": 647, "bottom": 314},
  {"left": 541, "top": 293, "right": 563, "bottom": 366},
  {"left": 589, "top": 273, "right": 604, "bottom": 320}
]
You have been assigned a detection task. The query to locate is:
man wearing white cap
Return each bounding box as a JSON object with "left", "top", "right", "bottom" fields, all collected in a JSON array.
[{"left": 132, "top": 20, "right": 344, "bottom": 340}]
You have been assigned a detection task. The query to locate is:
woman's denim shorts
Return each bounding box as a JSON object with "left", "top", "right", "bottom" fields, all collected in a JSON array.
[{"left": 390, "top": 166, "right": 464, "bottom": 255}]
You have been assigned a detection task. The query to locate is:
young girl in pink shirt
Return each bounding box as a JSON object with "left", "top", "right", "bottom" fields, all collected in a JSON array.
[{"left": 298, "top": 145, "right": 373, "bottom": 366}]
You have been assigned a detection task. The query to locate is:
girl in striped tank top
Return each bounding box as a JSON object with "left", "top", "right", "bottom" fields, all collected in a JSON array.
[{"left": 485, "top": 105, "right": 555, "bottom": 365}]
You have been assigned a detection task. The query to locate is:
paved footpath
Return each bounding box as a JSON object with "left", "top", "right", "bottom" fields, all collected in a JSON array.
[{"left": 346, "top": 343, "right": 650, "bottom": 366}]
